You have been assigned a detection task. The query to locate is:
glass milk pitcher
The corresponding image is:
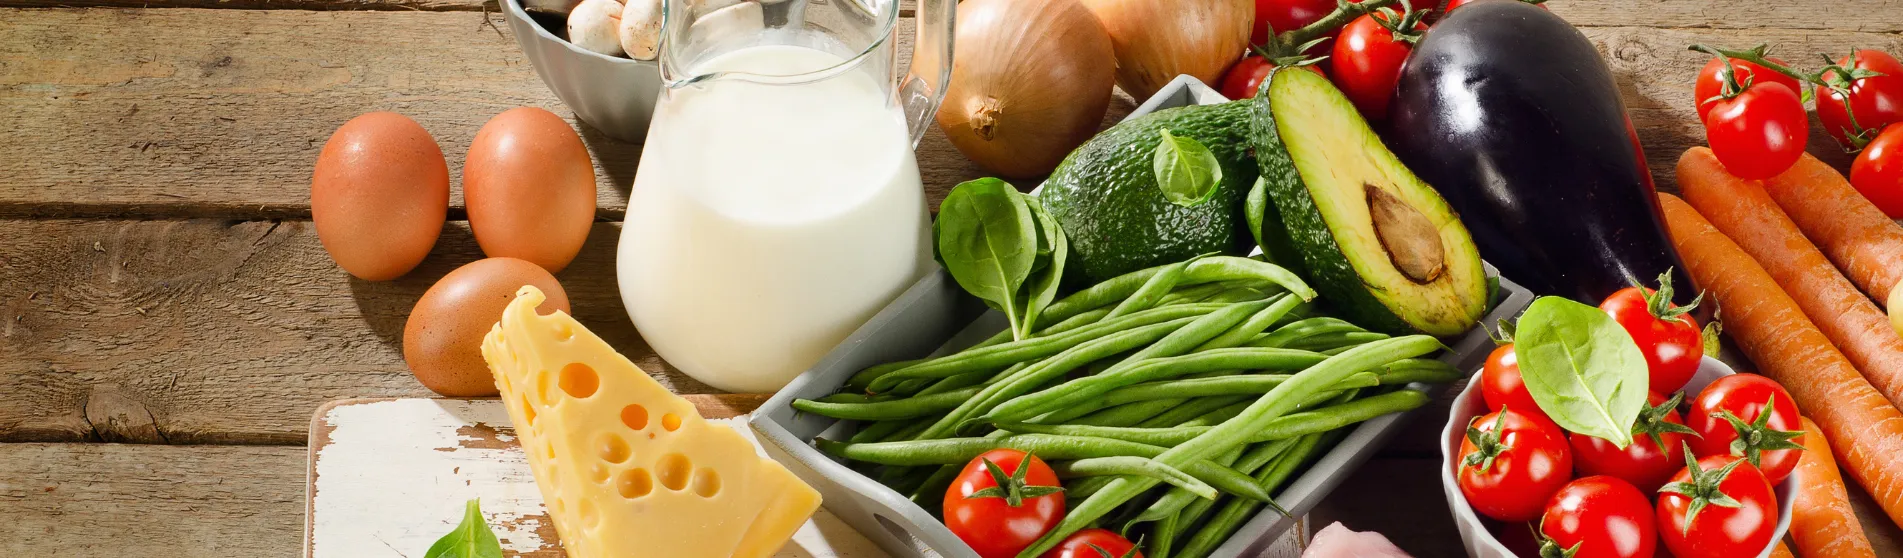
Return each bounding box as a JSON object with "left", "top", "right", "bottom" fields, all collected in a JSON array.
[{"left": 616, "top": 0, "right": 953, "bottom": 392}]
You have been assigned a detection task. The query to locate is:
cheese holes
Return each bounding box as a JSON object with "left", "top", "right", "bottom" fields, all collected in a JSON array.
[
  {"left": 534, "top": 370, "right": 554, "bottom": 405},
  {"left": 579, "top": 499, "right": 601, "bottom": 529},
  {"left": 559, "top": 362, "right": 599, "bottom": 398},
  {"left": 693, "top": 468, "right": 721, "bottom": 498},
  {"left": 616, "top": 468, "right": 654, "bottom": 498},
  {"left": 658, "top": 453, "right": 692, "bottom": 491},
  {"left": 521, "top": 394, "right": 538, "bottom": 426},
  {"left": 588, "top": 461, "right": 611, "bottom": 484},
  {"left": 662, "top": 413, "right": 682, "bottom": 432},
  {"left": 598, "top": 434, "right": 631, "bottom": 463},
  {"left": 621, "top": 404, "right": 649, "bottom": 430},
  {"left": 555, "top": 322, "right": 575, "bottom": 342}
]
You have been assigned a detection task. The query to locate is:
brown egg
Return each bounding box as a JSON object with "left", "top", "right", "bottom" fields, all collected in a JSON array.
[
  {"left": 464, "top": 107, "right": 598, "bottom": 273},
  {"left": 404, "top": 257, "right": 570, "bottom": 397},
  {"left": 311, "top": 112, "right": 450, "bottom": 281}
]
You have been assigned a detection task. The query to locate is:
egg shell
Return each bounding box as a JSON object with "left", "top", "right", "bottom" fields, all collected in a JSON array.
[
  {"left": 463, "top": 107, "right": 598, "bottom": 273},
  {"left": 404, "top": 257, "right": 570, "bottom": 397},
  {"left": 311, "top": 112, "right": 450, "bottom": 281}
]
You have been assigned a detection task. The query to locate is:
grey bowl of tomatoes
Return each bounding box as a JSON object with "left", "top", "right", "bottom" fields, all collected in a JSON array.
[{"left": 1441, "top": 355, "right": 1798, "bottom": 558}]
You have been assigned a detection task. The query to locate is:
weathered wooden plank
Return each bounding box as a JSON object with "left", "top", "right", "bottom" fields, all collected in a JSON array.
[
  {"left": 1553, "top": 0, "right": 1903, "bottom": 33},
  {"left": 0, "top": 218, "right": 779, "bottom": 444}
]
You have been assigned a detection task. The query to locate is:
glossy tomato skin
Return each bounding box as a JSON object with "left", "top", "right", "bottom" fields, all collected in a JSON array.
[
  {"left": 1705, "top": 81, "right": 1808, "bottom": 180},
  {"left": 1040, "top": 528, "right": 1143, "bottom": 558},
  {"left": 1219, "top": 58, "right": 1322, "bottom": 100},
  {"left": 1817, "top": 50, "right": 1903, "bottom": 149},
  {"left": 1657, "top": 456, "right": 1780, "bottom": 558},
  {"left": 1694, "top": 56, "right": 1800, "bottom": 122},
  {"left": 1330, "top": 13, "right": 1424, "bottom": 121},
  {"left": 1852, "top": 124, "right": 1903, "bottom": 218},
  {"left": 1598, "top": 286, "right": 1703, "bottom": 394},
  {"left": 1540, "top": 476, "right": 1658, "bottom": 558},
  {"left": 1253, "top": 0, "right": 1342, "bottom": 52},
  {"left": 1571, "top": 392, "right": 1692, "bottom": 493},
  {"left": 944, "top": 450, "right": 1065, "bottom": 558},
  {"left": 1458, "top": 408, "right": 1575, "bottom": 522},
  {"left": 1687, "top": 374, "right": 1804, "bottom": 482},
  {"left": 1480, "top": 344, "right": 1552, "bottom": 424}
]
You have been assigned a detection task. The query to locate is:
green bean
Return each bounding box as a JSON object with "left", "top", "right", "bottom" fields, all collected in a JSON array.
[
  {"left": 1198, "top": 286, "right": 1276, "bottom": 304},
  {"left": 1091, "top": 375, "right": 1296, "bottom": 407},
  {"left": 1152, "top": 513, "right": 1180, "bottom": 558},
  {"left": 1064, "top": 475, "right": 1117, "bottom": 503},
  {"left": 1154, "top": 283, "right": 1231, "bottom": 306},
  {"left": 794, "top": 386, "right": 983, "bottom": 421},
  {"left": 845, "top": 359, "right": 922, "bottom": 390},
  {"left": 997, "top": 389, "right": 1427, "bottom": 447},
  {"left": 1245, "top": 317, "right": 1366, "bottom": 349},
  {"left": 1135, "top": 396, "right": 1248, "bottom": 429},
  {"left": 1192, "top": 294, "right": 1306, "bottom": 352},
  {"left": 1284, "top": 331, "right": 1393, "bottom": 352},
  {"left": 818, "top": 434, "right": 1170, "bottom": 466},
  {"left": 1373, "top": 358, "right": 1462, "bottom": 385},
  {"left": 869, "top": 304, "right": 1226, "bottom": 392},
  {"left": 1017, "top": 335, "right": 1444, "bottom": 557},
  {"left": 985, "top": 347, "right": 1328, "bottom": 423},
  {"left": 1052, "top": 457, "right": 1216, "bottom": 500},
  {"left": 1106, "top": 260, "right": 1191, "bottom": 319},
  {"left": 1175, "top": 433, "right": 1325, "bottom": 558},
  {"left": 1183, "top": 460, "right": 1274, "bottom": 503},
  {"left": 1144, "top": 438, "right": 1301, "bottom": 525},
  {"left": 1181, "top": 256, "right": 1316, "bottom": 301},
  {"left": 1184, "top": 400, "right": 1252, "bottom": 427},
  {"left": 914, "top": 368, "right": 999, "bottom": 396},
  {"left": 850, "top": 419, "right": 915, "bottom": 443},
  {"left": 1070, "top": 399, "right": 1186, "bottom": 427}
]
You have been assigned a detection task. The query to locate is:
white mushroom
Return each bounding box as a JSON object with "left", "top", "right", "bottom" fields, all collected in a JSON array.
[
  {"left": 566, "top": 0, "right": 628, "bottom": 57},
  {"left": 618, "top": 0, "right": 663, "bottom": 61}
]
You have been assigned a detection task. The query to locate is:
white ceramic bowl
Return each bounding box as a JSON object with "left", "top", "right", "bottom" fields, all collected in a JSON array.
[
  {"left": 500, "top": 0, "right": 664, "bottom": 142},
  {"left": 1439, "top": 356, "right": 1796, "bottom": 558}
]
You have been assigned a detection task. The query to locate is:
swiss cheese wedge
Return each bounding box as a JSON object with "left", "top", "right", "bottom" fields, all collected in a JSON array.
[{"left": 480, "top": 286, "right": 821, "bottom": 557}]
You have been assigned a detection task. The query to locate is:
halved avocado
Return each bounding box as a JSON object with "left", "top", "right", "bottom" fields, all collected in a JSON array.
[{"left": 1251, "top": 68, "right": 1488, "bottom": 336}]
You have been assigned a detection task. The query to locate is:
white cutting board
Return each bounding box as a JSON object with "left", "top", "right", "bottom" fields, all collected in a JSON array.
[{"left": 303, "top": 398, "right": 890, "bottom": 558}]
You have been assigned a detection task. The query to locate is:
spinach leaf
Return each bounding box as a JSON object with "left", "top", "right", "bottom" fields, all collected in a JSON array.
[
  {"left": 1019, "top": 197, "right": 1068, "bottom": 335},
  {"left": 1245, "top": 175, "right": 1270, "bottom": 252},
  {"left": 1514, "top": 296, "right": 1649, "bottom": 448},
  {"left": 1153, "top": 129, "right": 1224, "bottom": 207},
  {"left": 937, "top": 178, "right": 1040, "bottom": 339},
  {"left": 424, "top": 499, "right": 503, "bottom": 558}
]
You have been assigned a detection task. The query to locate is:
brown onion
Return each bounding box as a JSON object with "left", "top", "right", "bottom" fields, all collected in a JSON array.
[
  {"left": 1083, "top": 0, "right": 1252, "bottom": 100},
  {"left": 934, "top": 0, "right": 1116, "bottom": 178}
]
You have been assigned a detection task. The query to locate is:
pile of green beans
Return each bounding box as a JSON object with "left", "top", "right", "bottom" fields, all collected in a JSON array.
[{"left": 794, "top": 256, "right": 1463, "bottom": 558}]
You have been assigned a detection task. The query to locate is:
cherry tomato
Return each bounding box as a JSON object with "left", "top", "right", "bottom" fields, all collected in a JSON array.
[
  {"left": 1441, "top": 0, "right": 1548, "bottom": 14},
  {"left": 1040, "top": 528, "right": 1143, "bottom": 558},
  {"left": 1538, "top": 476, "right": 1658, "bottom": 558},
  {"left": 1817, "top": 50, "right": 1903, "bottom": 150},
  {"left": 1571, "top": 392, "right": 1695, "bottom": 493},
  {"left": 1253, "top": 0, "right": 1343, "bottom": 51},
  {"left": 1480, "top": 343, "right": 1553, "bottom": 425},
  {"left": 1657, "top": 453, "right": 1780, "bottom": 558},
  {"left": 1457, "top": 408, "right": 1574, "bottom": 522},
  {"left": 1219, "top": 57, "right": 1322, "bottom": 100},
  {"left": 1851, "top": 123, "right": 1903, "bottom": 218},
  {"left": 1597, "top": 277, "right": 1704, "bottom": 394},
  {"left": 1704, "top": 79, "right": 1808, "bottom": 180},
  {"left": 1329, "top": 11, "right": 1425, "bottom": 121},
  {"left": 944, "top": 449, "right": 1066, "bottom": 558},
  {"left": 1693, "top": 56, "right": 1801, "bottom": 123},
  {"left": 1686, "top": 374, "right": 1804, "bottom": 483}
]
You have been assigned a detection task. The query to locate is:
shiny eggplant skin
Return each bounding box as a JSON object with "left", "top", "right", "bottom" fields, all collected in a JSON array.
[{"left": 1388, "top": 0, "right": 1694, "bottom": 304}]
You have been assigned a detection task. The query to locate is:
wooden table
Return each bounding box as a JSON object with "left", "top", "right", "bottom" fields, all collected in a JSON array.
[{"left": 3, "top": 0, "right": 1902, "bottom": 555}]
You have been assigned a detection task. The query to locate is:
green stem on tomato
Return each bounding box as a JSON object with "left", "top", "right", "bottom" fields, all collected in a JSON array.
[{"left": 1274, "top": 0, "right": 1399, "bottom": 56}]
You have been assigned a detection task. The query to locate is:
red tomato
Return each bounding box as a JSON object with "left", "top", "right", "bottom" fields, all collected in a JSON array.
[
  {"left": 1253, "top": 0, "right": 1341, "bottom": 49},
  {"left": 1704, "top": 80, "right": 1808, "bottom": 180},
  {"left": 1442, "top": 0, "right": 1548, "bottom": 14},
  {"left": 1693, "top": 56, "right": 1801, "bottom": 123},
  {"left": 1040, "top": 528, "right": 1143, "bottom": 558},
  {"left": 1570, "top": 392, "right": 1696, "bottom": 493},
  {"left": 1686, "top": 374, "right": 1805, "bottom": 483},
  {"left": 1538, "top": 476, "right": 1658, "bottom": 558},
  {"left": 1657, "top": 454, "right": 1780, "bottom": 558},
  {"left": 944, "top": 449, "right": 1066, "bottom": 558},
  {"left": 1816, "top": 50, "right": 1903, "bottom": 149},
  {"left": 1457, "top": 408, "right": 1575, "bottom": 522},
  {"left": 1851, "top": 123, "right": 1903, "bottom": 218},
  {"left": 1480, "top": 344, "right": 1552, "bottom": 425},
  {"left": 1219, "top": 57, "right": 1322, "bottom": 100},
  {"left": 1597, "top": 277, "right": 1704, "bottom": 394},
  {"left": 1329, "top": 11, "right": 1425, "bottom": 121}
]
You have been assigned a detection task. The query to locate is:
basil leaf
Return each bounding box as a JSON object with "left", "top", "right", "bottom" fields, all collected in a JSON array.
[
  {"left": 1245, "top": 175, "right": 1270, "bottom": 251},
  {"left": 1019, "top": 197, "right": 1068, "bottom": 335},
  {"left": 1514, "top": 296, "right": 1650, "bottom": 448},
  {"left": 936, "top": 178, "right": 1039, "bottom": 339},
  {"left": 1153, "top": 129, "right": 1224, "bottom": 207},
  {"left": 424, "top": 499, "right": 503, "bottom": 558}
]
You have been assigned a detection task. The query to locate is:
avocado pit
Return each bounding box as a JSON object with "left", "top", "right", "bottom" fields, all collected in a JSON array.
[{"left": 1366, "top": 184, "right": 1445, "bottom": 284}]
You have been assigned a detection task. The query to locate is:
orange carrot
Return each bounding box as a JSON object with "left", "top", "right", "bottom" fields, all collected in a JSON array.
[
  {"left": 1677, "top": 146, "right": 1903, "bottom": 411},
  {"left": 1762, "top": 152, "right": 1903, "bottom": 307},
  {"left": 1770, "top": 542, "right": 1796, "bottom": 558},
  {"left": 1659, "top": 192, "right": 1903, "bottom": 529},
  {"left": 1789, "top": 416, "right": 1877, "bottom": 558}
]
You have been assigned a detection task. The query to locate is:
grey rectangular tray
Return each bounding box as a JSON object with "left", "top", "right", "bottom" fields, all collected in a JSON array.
[{"left": 750, "top": 75, "right": 1537, "bottom": 558}]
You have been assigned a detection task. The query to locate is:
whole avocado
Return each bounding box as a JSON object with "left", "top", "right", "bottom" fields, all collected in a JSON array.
[{"left": 1039, "top": 101, "right": 1258, "bottom": 283}]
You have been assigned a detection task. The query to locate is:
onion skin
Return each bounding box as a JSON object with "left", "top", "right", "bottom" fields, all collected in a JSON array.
[
  {"left": 935, "top": 0, "right": 1116, "bottom": 178},
  {"left": 1083, "top": 0, "right": 1251, "bottom": 100}
]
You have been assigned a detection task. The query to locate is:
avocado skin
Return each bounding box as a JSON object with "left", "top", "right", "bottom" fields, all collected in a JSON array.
[{"left": 1040, "top": 101, "right": 1258, "bottom": 283}]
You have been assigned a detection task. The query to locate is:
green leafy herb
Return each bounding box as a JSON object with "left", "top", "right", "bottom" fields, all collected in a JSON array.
[
  {"left": 1513, "top": 296, "right": 1650, "bottom": 448},
  {"left": 935, "top": 178, "right": 1067, "bottom": 340},
  {"left": 424, "top": 499, "right": 503, "bottom": 558},
  {"left": 1020, "top": 198, "right": 1068, "bottom": 336},
  {"left": 1245, "top": 175, "right": 1271, "bottom": 250},
  {"left": 1153, "top": 129, "right": 1224, "bottom": 207}
]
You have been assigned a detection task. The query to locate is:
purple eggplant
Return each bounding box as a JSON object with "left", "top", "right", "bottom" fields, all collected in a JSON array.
[{"left": 1387, "top": 0, "right": 1694, "bottom": 304}]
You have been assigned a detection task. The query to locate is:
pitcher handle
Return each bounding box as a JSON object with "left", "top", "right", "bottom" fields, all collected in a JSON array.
[{"left": 899, "top": 0, "right": 953, "bottom": 147}]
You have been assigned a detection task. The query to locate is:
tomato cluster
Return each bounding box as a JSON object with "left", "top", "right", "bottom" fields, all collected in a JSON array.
[
  {"left": 943, "top": 449, "right": 1144, "bottom": 558},
  {"left": 1458, "top": 276, "right": 1804, "bottom": 558},
  {"left": 1221, "top": 0, "right": 1432, "bottom": 121}
]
